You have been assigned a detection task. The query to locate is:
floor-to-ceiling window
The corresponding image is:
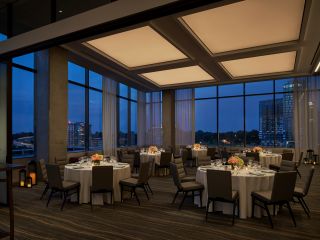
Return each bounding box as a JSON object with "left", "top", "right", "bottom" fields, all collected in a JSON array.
[
  {"left": 12, "top": 53, "right": 36, "bottom": 157},
  {"left": 190, "top": 78, "right": 296, "bottom": 148},
  {"left": 117, "top": 83, "right": 138, "bottom": 146},
  {"left": 67, "top": 62, "right": 102, "bottom": 152}
]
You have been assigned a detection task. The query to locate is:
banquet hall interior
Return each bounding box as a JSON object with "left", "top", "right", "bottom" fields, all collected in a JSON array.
[{"left": 0, "top": 0, "right": 320, "bottom": 239}]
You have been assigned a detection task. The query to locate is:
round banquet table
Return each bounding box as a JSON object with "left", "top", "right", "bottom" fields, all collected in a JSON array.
[
  {"left": 194, "top": 166, "right": 275, "bottom": 219},
  {"left": 259, "top": 153, "right": 282, "bottom": 168},
  {"left": 140, "top": 152, "right": 161, "bottom": 175},
  {"left": 64, "top": 162, "right": 131, "bottom": 205}
]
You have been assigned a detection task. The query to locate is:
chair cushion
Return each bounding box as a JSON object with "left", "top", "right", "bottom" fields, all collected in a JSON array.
[
  {"left": 62, "top": 180, "right": 80, "bottom": 190},
  {"left": 293, "top": 187, "right": 305, "bottom": 197},
  {"left": 120, "top": 178, "right": 138, "bottom": 187},
  {"left": 181, "top": 176, "right": 196, "bottom": 183},
  {"left": 252, "top": 191, "right": 272, "bottom": 202},
  {"left": 181, "top": 181, "right": 204, "bottom": 191}
]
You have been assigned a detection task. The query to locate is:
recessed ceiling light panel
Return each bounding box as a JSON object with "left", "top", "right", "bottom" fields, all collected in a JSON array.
[
  {"left": 220, "top": 51, "right": 296, "bottom": 78},
  {"left": 86, "top": 26, "right": 187, "bottom": 68},
  {"left": 141, "top": 66, "right": 214, "bottom": 86},
  {"left": 181, "top": 0, "right": 305, "bottom": 53}
]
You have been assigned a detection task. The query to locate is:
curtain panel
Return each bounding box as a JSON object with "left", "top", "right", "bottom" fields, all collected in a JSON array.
[
  {"left": 175, "top": 88, "right": 194, "bottom": 146},
  {"left": 293, "top": 75, "right": 320, "bottom": 159},
  {"left": 145, "top": 92, "right": 162, "bottom": 146},
  {"left": 137, "top": 91, "right": 146, "bottom": 146},
  {"left": 102, "top": 77, "right": 118, "bottom": 157}
]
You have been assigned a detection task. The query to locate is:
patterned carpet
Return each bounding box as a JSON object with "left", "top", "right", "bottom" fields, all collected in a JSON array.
[{"left": 0, "top": 165, "right": 319, "bottom": 240}]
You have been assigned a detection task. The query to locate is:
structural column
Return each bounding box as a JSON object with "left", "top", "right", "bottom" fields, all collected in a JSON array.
[
  {"left": 162, "top": 89, "right": 175, "bottom": 149},
  {"left": 35, "top": 47, "right": 68, "bottom": 163}
]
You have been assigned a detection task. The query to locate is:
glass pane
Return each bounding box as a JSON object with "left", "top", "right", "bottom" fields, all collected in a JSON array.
[
  {"left": 89, "top": 90, "right": 102, "bottom": 150},
  {"left": 218, "top": 97, "right": 244, "bottom": 146},
  {"left": 245, "top": 80, "right": 273, "bottom": 95},
  {"left": 12, "top": 67, "right": 34, "bottom": 157},
  {"left": 0, "top": 6, "right": 7, "bottom": 41},
  {"left": 131, "top": 88, "right": 138, "bottom": 101},
  {"left": 275, "top": 78, "right": 294, "bottom": 92},
  {"left": 219, "top": 83, "right": 243, "bottom": 97},
  {"left": 13, "top": 53, "right": 35, "bottom": 69},
  {"left": 89, "top": 70, "right": 102, "bottom": 89},
  {"left": 195, "top": 99, "right": 217, "bottom": 145},
  {"left": 195, "top": 86, "right": 216, "bottom": 99},
  {"left": 146, "top": 93, "right": 151, "bottom": 103},
  {"left": 118, "top": 98, "right": 128, "bottom": 146},
  {"left": 131, "top": 102, "right": 137, "bottom": 145},
  {"left": 68, "top": 62, "right": 85, "bottom": 84},
  {"left": 246, "top": 95, "right": 274, "bottom": 147},
  {"left": 275, "top": 93, "right": 294, "bottom": 147},
  {"left": 0, "top": 33, "right": 7, "bottom": 41},
  {"left": 152, "top": 91, "right": 162, "bottom": 102},
  {"left": 68, "top": 84, "right": 85, "bottom": 151},
  {"left": 119, "top": 83, "right": 128, "bottom": 98}
]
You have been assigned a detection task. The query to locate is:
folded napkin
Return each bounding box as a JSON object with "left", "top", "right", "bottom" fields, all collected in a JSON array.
[
  {"left": 200, "top": 165, "right": 212, "bottom": 168},
  {"left": 117, "top": 162, "right": 128, "bottom": 165},
  {"left": 114, "top": 165, "right": 126, "bottom": 169},
  {"left": 72, "top": 166, "right": 84, "bottom": 170},
  {"left": 261, "top": 169, "right": 275, "bottom": 173},
  {"left": 248, "top": 171, "right": 265, "bottom": 176}
]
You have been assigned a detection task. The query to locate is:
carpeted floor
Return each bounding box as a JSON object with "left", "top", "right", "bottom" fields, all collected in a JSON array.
[{"left": 0, "top": 165, "right": 319, "bottom": 240}]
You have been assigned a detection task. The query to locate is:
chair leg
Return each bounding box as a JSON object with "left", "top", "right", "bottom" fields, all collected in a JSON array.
[
  {"left": 297, "top": 168, "right": 301, "bottom": 178},
  {"left": 46, "top": 189, "right": 54, "bottom": 207},
  {"left": 301, "top": 198, "right": 310, "bottom": 213},
  {"left": 179, "top": 192, "right": 187, "bottom": 210},
  {"left": 146, "top": 183, "right": 153, "bottom": 195},
  {"left": 143, "top": 185, "right": 149, "bottom": 200},
  {"left": 251, "top": 196, "right": 255, "bottom": 218},
  {"left": 40, "top": 183, "right": 49, "bottom": 200},
  {"left": 237, "top": 199, "right": 240, "bottom": 217},
  {"left": 264, "top": 203, "right": 273, "bottom": 228},
  {"left": 205, "top": 200, "right": 210, "bottom": 222},
  {"left": 172, "top": 190, "right": 179, "bottom": 204},
  {"left": 133, "top": 188, "right": 140, "bottom": 205},
  {"left": 120, "top": 184, "right": 123, "bottom": 203},
  {"left": 286, "top": 202, "right": 296, "bottom": 227},
  {"left": 273, "top": 204, "right": 276, "bottom": 216},
  {"left": 90, "top": 192, "right": 93, "bottom": 211},
  {"left": 199, "top": 190, "right": 203, "bottom": 208},
  {"left": 297, "top": 197, "right": 310, "bottom": 217},
  {"left": 232, "top": 201, "right": 236, "bottom": 225},
  {"left": 77, "top": 186, "right": 80, "bottom": 204},
  {"left": 61, "top": 191, "right": 67, "bottom": 211}
]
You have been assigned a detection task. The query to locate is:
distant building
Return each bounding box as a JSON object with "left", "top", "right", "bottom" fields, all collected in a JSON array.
[
  {"left": 259, "top": 99, "right": 285, "bottom": 146},
  {"left": 68, "top": 121, "right": 86, "bottom": 150}
]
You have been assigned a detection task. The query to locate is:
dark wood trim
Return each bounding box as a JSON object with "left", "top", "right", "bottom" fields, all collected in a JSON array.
[{"left": 6, "top": 61, "right": 12, "bottom": 163}]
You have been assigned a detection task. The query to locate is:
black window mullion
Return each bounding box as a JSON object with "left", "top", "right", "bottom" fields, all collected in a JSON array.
[
  {"left": 85, "top": 69, "right": 89, "bottom": 151},
  {"left": 243, "top": 83, "right": 246, "bottom": 148}
]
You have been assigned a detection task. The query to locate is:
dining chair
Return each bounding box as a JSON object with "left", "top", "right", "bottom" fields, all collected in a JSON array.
[
  {"left": 293, "top": 166, "right": 315, "bottom": 217},
  {"left": 39, "top": 159, "right": 49, "bottom": 200},
  {"left": 156, "top": 152, "right": 172, "bottom": 176},
  {"left": 133, "top": 151, "right": 140, "bottom": 173},
  {"left": 282, "top": 152, "right": 294, "bottom": 161},
  {"left": 269, "top": 160, "right": 297, "bottom": 172},
  {"left": 181, "top": 149, "right": 189, "bottom": 167},
  {"left": 207, "top": 147, "right": 216, "bottom": 160},
  {"left": 251, "top": 171, "right": 297, "bottom": 228},
  {"left": 170, "top": 163, "right": 204, "bottom": 210},
  {"left": 245, "top": 152, "right": 260, "bottom": 162},
  {"left": 173, "top": 157, "right": 195, "bottom": 183},
  {"left": 55, "top": 157, "right": 67, "bottom": 178},
  {"left": 120, "top": 161, "right": 151, "bottom": 205},
  {"left": 198, "top": 156, "right": 212, "bottom": 167},
  {"left": 296, "top": 152, "right": 304, "bottom": 178},
  {"left": 46, "top": 164, "right": 80, "bottom": 211},
  {"left": 186, "top": 148, "right": 197, "bottom": 167},
  {"left": 90, "top": 166, "right": 113, "bottom": 210},
  {"left": 205, "top": 169, "right": 239, "bottom": 225}
]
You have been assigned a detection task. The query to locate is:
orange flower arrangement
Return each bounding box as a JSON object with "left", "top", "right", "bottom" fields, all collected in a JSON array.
[
  {"left": 252, "top": 146, "right": 263, "bottom": 153},
  {"left": 148, "top": 146, "right": 158, "bottom": 154},
  {"left": 227, "top": 156, "right": 244, "bottom": 167},
  {"left": 193, "top": 144, "right": 201, "bottom": 150},
  {"left": 91, "top": 154, "right": 103, "bottom": 161}
]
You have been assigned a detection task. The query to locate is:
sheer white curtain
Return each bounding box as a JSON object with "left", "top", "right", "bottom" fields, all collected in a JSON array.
[
  {"left": 102, "top": 77, "right": 117, "bottom": 157},
  {"left": 175, "top": 89, "right": 194, "bottom": 146},
  {"left": 293, "top": 76, "right": 320, "bottom": 159},
  {"left": 137, "top": 91, "right": 146, "bottom": 146},
  {"left": 146, "top": 92, "right": 162, "bottom": 146}
]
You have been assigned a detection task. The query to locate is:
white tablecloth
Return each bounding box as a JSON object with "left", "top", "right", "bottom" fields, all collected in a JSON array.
[
  {"left": 140, "top": 152, "right": 161, "bottom": 175},
  {"left": 64, "top": 163, "right": 131, "bottom": 205},
  {"left": 192, "top": 149, "right": 208, "bottom": 159},
  {"left": 195, "top": 166, "right": 275, "bottom": 219},
  {"left": 259, "top": 154, "right": 282, "bottom": 168}
]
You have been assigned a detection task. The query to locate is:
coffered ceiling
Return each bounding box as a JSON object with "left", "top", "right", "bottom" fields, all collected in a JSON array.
[{"left": 64, "top": 0, "right": 320, "bottom": 91}]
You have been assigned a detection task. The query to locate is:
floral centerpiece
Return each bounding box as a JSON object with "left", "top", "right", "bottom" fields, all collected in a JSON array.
[
  {"left": 252, "top": 146, "right": 263, "bottom": 153},
  {"left": 193, "top": 143, "right": 201, "bottom": 150},
  {"left": 91, "top": 154, "right": 103, "bottom": 165},
  {"left": 148, "top": 146, "right": 158, "bottom": 154},
  {"left": 227, "top": 156, "right": 244, "bottom": 169}
]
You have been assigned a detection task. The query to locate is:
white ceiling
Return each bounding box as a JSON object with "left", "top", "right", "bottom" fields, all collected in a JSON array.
[
  {"left": 181, "top": 0, "right": 305, "bottom": 54},
  {"left": 140, "top": 65, "right": 214, "bottom": 86},
  {"left": 86, "top": 26, "right": 187, "bottom": 68},
  {"left": 220, "top": 51, "right": 297, "bottom": 78}
]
